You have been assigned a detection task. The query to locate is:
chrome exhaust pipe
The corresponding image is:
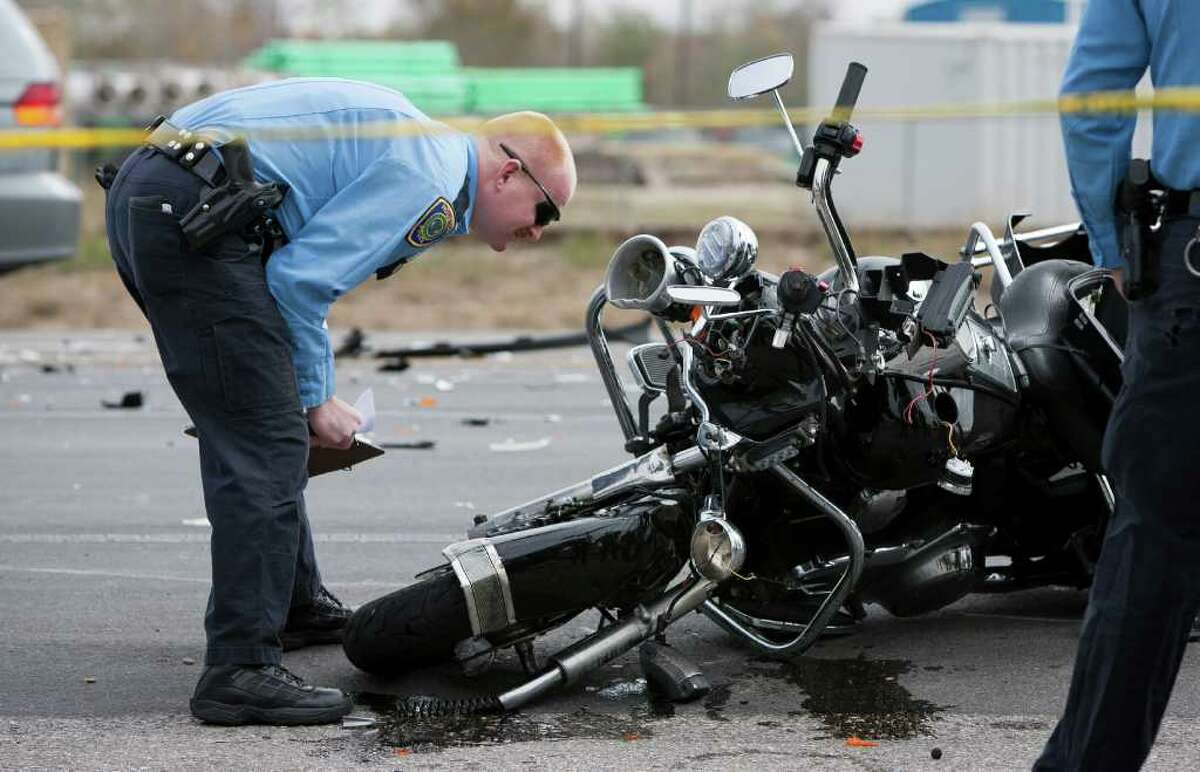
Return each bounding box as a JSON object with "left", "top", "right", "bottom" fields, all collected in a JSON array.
[{"left": 497, "top": 578, "right": 715, "bottom": 711}]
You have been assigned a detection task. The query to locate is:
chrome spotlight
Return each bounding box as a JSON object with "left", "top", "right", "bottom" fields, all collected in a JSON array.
[{"left": 690, "top": 518, "right": 747, "bottom": 582}]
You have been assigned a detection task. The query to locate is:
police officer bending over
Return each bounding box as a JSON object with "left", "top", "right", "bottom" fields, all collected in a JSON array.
[
  {"left": 101, "top": 79, "right": 577, "bottom": 725},
  {"left": 1036, "top": 1, "right": 1200, "bottom": 768}
]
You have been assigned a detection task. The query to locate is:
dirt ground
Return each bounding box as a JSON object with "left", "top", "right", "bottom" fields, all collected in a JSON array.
[{"left": 0, "top": 171, "right": 971, "bottom": 333}]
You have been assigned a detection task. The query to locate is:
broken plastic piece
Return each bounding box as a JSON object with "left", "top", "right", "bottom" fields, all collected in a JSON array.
[
  {"left": 379, "top": 440, "right": 435, "bottom": 450},
  {"left": 489, "top": 437, "right": 551, "bottom": 453},
  {"left": 341, "top": 715, "right": 378, "bottom": 730},
  {"left": 102, "top": 391, "right": 144, "bottom": 409},
  {"left": 334, "top": 328, "right": 366, "bottom": 358},
  {"left": 846, "top": 737, "right": 878, "bottom": 748},
  {"left": 461, "top": 418, "right": 490, "bottom": 427}
]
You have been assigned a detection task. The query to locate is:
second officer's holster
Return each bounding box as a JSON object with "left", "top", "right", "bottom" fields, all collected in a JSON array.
[{"left": 1116, "top": 158, "right": 1200, "bottom": 300}]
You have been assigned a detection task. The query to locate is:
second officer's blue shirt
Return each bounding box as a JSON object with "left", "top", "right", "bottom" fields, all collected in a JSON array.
[
  {"left": 1061, "top": 0, "right": 1200, "bottom": 269},
  {"left": 172, "top": 78, "right": 478, "bottom": 408}
]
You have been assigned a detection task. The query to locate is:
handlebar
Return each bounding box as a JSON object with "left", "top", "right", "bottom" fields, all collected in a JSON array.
[{"left": 830, "top": 62, "right": 868, "bottom": 122}]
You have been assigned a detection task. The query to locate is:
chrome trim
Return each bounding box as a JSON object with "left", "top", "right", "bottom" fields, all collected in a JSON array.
[
  {"left": 443, "top": 540, "right": 517, "bottom": 637},
  {"left": 1067, "top": 270, "right": 1126, "bottom": 364},
  {"left": 962, "top": 222, "right": 1013, "bottom": 292},
  {"left": 1097, "top": 474, "right": 1116, "bottom": 516},
  {"left": 497, "top": 578, "right": 716, "bottom": 711},
  {"left": 812, "top": 157, "right": 859, "bottom": 294},
  {"left": 627, "top": 342, "right": 673, "bottom": 394},
  {"left": 702, "top": 464, "right": 865, "bottom": 657},
  {"left": 771, "top": 88, "right": 806, "bottom": 160},
  {"left": 469, "top": 444, "right": 709, "bottom": 538},
  {"left": 970, "top": 222, "right": 1082, "bottom": 262},
  {"left": 586, "top": 285, "right": 639, "bottom": 444},
  {"left": 679, "top": 318, "right": 711, "bottom": 424}
]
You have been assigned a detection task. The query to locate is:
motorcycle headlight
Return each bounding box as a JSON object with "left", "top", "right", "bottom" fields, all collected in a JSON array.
[{"left": 695, "top": 216, "right": 758, "bottom": 282}]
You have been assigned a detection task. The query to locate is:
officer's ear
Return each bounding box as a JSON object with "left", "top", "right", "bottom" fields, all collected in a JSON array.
[{"left": 497, "top": 157, "right": 522, "bottom": 187}]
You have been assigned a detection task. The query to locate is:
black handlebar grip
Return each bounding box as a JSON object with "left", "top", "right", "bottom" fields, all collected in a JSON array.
[{"left": 831, "top": 62, "right": 868, "bottom": 121}]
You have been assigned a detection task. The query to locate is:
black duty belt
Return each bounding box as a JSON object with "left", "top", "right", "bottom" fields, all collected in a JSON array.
[
  {"left": 144, "top": 116, "right": 225, "bottom": 188},
  {"left": 1161, "top": 188, "right": 1200, "bottom": 218}
]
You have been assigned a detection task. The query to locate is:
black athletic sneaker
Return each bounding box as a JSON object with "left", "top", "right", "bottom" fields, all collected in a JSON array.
[
  {"left": 190, "top": 664, "right": 352, "bottom": 726},
  {"left": 281, "top": 586, "right": 352, "bottom": 651}
]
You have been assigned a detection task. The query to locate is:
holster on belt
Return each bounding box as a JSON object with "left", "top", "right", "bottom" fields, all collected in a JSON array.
[
  {"left": 177, "top": 140, "right": 289, "bottom": 250},
  {"left": 1116, "top": 159, "right": 1161, "bottom": 301}
]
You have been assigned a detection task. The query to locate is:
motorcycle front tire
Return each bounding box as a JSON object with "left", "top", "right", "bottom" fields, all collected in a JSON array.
[{"left": 342, "top": 565, "right": 472, "bottom": 677}]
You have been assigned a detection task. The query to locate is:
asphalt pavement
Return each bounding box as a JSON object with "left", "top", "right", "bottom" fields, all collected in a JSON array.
[{"left": 2, "top": 330, "right": 1198, "bottom": 771}]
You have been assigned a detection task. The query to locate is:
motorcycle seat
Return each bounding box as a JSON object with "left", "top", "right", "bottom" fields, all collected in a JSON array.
[{"left": 998, "top": 259, "right": 1108, "bottom": 471}]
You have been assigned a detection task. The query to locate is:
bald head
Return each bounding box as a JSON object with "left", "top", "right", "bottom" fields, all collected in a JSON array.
[
  {"left": 471, "top": 112, "right": 577, "bottom": 252},
  {"left": 478, "top": 111, "right": 576, "bottom": 203}
]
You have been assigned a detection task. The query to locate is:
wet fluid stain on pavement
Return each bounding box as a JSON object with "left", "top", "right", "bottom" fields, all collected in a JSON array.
[
  {"left": 357, "top": 692, "right": 653, "bottom": 753},
  {"left": 355, "top": 653, "right": 943, "bottom": 751},
  {"left": 749, "top": 654, "right": 946, "bottom": 740}
]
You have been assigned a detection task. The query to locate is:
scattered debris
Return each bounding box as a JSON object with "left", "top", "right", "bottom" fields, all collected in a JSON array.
[
  {"left": 417, "top": 397, "right": 437, "bottom": 409},
  {"left": 932, "top": 747, "right": 943, "bottom": 760},
  {"left": 489, "top": 437, "right": 552, "bottom": 453},
  {"left": 102, "top": 390, "right": 144, "bottom": 409},
  {"left": 18, "top": 349, "right": 41, "bottom": 364},
  {"left": 453, "top": 501, "right": 476, "bottom": 509},
  {"left": 545, "top": 414, "right": 563, "bottom": 424},
  {"left": 461, "top": 418, "right": 490, "bottom": 427},
  {"left": 181, "top": 518, "right": 210, "bottom": 528},
  {"left": 84, "top": 676, "right": 96, "bottom": 684},
  {"left": 846, "top": 737, "right": 878, "bottom": 748},
  {"left": 40, "top": 363, "right": 73, "bottom": 374},
  {"left": 334, "top": 328, "right": 367, "bottom": 358},
  {"left": 622, "top": 732, "right": 641, "bottom": 742},
  {"left": 372, "top": 319, "right": 652, "bottom": 370},
  {"left": 341, "top": 715, "right": 379, "bottom": 730},
  {"left": 380, "top": 440, "right": 436, "bottom": 451},
  {"left": 434, "top": 379, "right": 455, "bottom": 392},
  {"left": 182, "top": 657, "right": 196, "bottom": 666},
  {"left": 379, "top": 359, "right": 411, "bottom": 373}
]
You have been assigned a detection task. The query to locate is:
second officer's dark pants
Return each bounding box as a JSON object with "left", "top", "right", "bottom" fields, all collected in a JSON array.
[
  {"left": 105, "top": 147, "right": 320, "bottom": 666},
  {"left": 1036, "top": 215, "right": 1200, "bottom": 771}
]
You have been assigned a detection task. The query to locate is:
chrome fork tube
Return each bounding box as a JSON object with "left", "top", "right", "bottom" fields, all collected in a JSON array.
[{"left": 701, "top": 464, "right": 865, "bottom": 657}]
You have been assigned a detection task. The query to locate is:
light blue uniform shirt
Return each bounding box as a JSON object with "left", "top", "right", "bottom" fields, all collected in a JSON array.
[
  {"left": 1061, "top": 0, "right": 1200, "bottom": 269},
  {"left": 172, "top": 78, "right": 478, "bottom": 408}
]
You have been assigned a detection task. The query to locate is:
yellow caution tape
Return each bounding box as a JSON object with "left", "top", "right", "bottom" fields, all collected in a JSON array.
[{"left": 3, "top": 87, "right": 1199, "bottom": 151}]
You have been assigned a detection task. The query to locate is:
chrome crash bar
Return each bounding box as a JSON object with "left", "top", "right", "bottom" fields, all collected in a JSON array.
[
  {"left": 701, "top": 464, "right": 865, "bottom": 657},
  {"left": 587, "top": 285, "right": 640, "bottom": 445}
]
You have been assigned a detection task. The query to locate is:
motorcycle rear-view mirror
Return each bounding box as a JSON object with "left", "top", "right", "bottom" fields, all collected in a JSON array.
[
  {"left": 728, "top": 53, "right": 794, "bottom": 101},
  {"left": 666, "top": 285, "right": 742, "bottom": 307}
]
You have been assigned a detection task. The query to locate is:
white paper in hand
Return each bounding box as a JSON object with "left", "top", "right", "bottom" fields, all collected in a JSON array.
[{"left": 353, "top": 388, "right": 376, "bottom": 436}]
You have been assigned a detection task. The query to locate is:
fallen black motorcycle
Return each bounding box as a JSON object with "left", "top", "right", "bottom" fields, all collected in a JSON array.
[{"left": 343, "top": 54, "right": 1128, "bottom": 712}]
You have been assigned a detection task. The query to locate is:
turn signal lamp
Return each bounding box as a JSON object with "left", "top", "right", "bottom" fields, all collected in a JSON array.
[{"left": 14, "top": 82, "right": 62, "bottom": 127}]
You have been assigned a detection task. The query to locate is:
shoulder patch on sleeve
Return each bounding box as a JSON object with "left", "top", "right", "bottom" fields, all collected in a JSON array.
[{"left": 406, "top": 197, "right": 456, "bottom": 248}]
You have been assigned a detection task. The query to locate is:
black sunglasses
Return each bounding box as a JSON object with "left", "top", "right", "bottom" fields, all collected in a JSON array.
[{"left": 499, "top": 142, "right": 561, "bottom": 228}]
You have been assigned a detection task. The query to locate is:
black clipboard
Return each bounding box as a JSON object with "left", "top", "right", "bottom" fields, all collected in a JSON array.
[{"left": 183, "top": 426, "right": 384, "bottom": 477}]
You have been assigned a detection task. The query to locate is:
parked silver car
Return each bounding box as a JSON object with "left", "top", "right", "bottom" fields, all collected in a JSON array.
[{"left": 0, "top": 0, "right": 81, "bottom": 272}]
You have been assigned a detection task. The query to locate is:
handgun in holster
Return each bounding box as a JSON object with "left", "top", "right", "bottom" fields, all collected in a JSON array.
[
  {"left": 1116, "top": 159, "right": 1161, "bottom": 301},
  {"left": 178, "top": 139, "right": 289, "bottom": 251}
]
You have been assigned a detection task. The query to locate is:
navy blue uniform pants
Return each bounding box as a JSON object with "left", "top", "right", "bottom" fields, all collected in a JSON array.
[
  {"left": 1037, "top": 216, "right": 1200, "bottom": 771},
  {"left": 105, "top": 147, "right": 320, "bottom": 666}
]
